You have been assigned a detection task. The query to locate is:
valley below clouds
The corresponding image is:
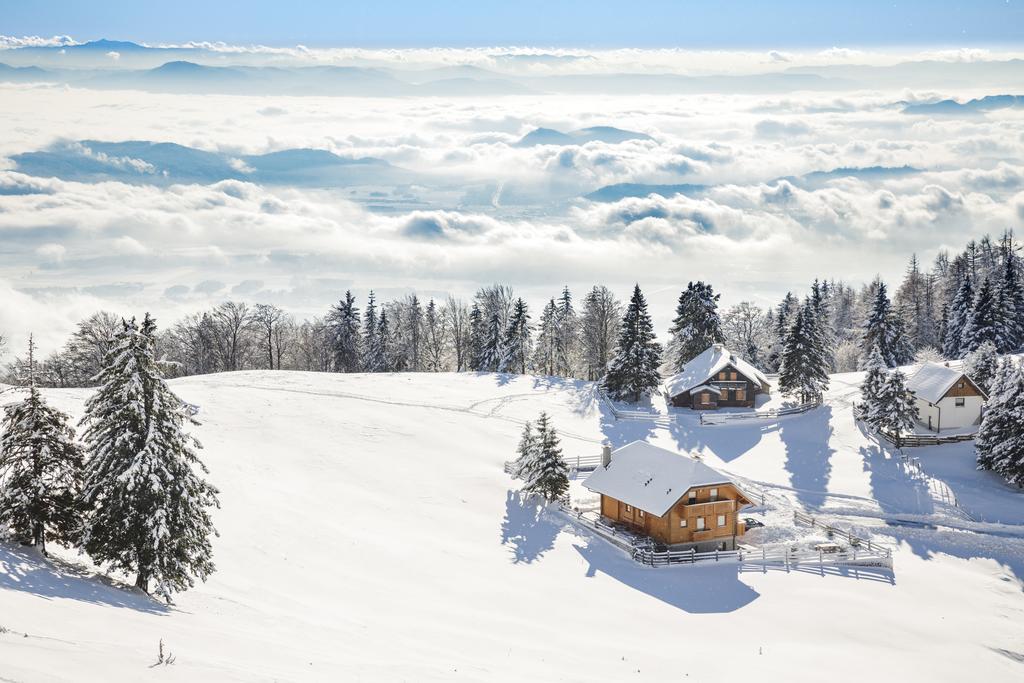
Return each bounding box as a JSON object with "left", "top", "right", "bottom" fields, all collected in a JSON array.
[{"left": 1, "top": 43, "right": 1023, "bottom": 351}]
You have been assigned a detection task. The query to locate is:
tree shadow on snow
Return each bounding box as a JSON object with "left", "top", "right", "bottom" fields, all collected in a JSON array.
[
  {"left": 859, "top": 440, "right": 935, "bottom": 517},
  {"left": 779, "top": 406, "right": 835, "bottom": 509},
  {"left": 665, "top": 417, "right": 769, "bottom": 463},
  {"left": 0, "top": 542, "right": 168, "bottom": 614},
  {"left": 499, "top": 490, "right": 560, "bottom": 564},
  {"left": 572, "top": 541, "right": 760, "bottom": 614},
  {"left": 876, "top": 524, "right": 1024, "bottom": 583}
]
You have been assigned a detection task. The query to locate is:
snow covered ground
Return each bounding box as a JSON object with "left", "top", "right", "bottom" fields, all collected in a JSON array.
[{"left": 1, "top": 370, "right": 1023, "bottom": 681}]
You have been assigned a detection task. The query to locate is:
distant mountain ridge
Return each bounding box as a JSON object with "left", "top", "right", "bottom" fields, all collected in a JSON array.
[
  {"left": 516, "top": 126, "right": 653, "bottom": 147},
  {"left": 11, "top": 140, "right": 405, "bottom": 187},
  {"left": 903, "top": 95, "right": 1024, "bottom": 116}
]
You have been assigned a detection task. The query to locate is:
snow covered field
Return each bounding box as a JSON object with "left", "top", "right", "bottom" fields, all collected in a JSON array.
[{"left": 1, "top": 370, "right": 1023, "bottom": 681}]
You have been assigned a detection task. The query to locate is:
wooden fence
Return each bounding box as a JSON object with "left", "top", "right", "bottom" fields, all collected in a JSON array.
[
  {"left": 631, "top": 543, "right": 892, "bottom": 569},
  {"left": 699, "top": 400, "right": 820, "bottom": 425},
  {"left": 877, "top": 430, "right": 975, "bottom": 448},
  {"left": 556, "top": 504, "right": 892, "bottom": 569},
  {"left": 792, "top": 510, "right": 891, "bottom": 556},
  {"left": 504, "top": 450, "right": 604, "bottom": 476}
]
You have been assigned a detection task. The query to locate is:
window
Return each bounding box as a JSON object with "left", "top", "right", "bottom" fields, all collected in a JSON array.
[
  {"left": 701, "top": 392, "right": 711, "bottom": 405},
  {"left": 696, "top": 517, "right": 706, "bottom": 530},
  {"left": 638, "top": 509, "right": 645, "bottom": 518},
  {"left": 709, "top": 487, "right": 718, "bottom": 500},
  {"left": 736, "top": 389, "right": 746, "bottom": 401},
  {"left": 717, "top": 514, "right": 726, "bottom": 527},
  {"left": 957, "top": 381, "right": 964, "bottom": 388},
  {"left": 955, "top": 397, "right": 965, "bottom": 407},
  {"left": 680, "top": 519, "right": 687, "bottom": 528},
  {"left": 687, "top": 492, "right": 696, "bottom": 504},
  {"left": 730, "top": 371, "right": 737, "bottom": 380},
  {"left": 625, "top": 504, "right": 632, "bottom": 513}
]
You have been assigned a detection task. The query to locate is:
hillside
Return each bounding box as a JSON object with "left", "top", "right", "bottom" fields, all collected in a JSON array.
[{"left": 1, "top": 370, "right": 1022, "bottom": 681}]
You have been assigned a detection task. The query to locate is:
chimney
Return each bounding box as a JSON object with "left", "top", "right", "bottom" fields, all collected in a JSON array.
[{"left": 601, "top": 442, "right": 612, "bottom": 468}]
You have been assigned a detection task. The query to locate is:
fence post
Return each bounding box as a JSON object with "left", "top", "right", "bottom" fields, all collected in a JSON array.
[
  {"left": 691, "top": 548, "right": 696, "bottom": 564},
  {"left": 715, "top": 549, "right": 719, "bottom": 562}
]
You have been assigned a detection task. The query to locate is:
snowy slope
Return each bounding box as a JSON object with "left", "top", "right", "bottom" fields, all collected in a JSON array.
[{"left": 1, "top": 370, "right": 1023, "bottom": 681}]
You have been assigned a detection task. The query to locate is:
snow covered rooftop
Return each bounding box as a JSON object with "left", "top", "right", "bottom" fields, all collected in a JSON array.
[
  {"left": 582, "top": 441, "right": 736, "bottom": 516},
  {"left": 906, "top": 362, "right": 985, "bottom": 404},
  {"left": 664, "top": 344, "right": 769, "bottom": 397}
]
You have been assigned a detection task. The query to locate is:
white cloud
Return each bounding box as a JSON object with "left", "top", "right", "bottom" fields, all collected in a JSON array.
[{"left": 0, "top": 35, "right": 77, "bottom": 49}]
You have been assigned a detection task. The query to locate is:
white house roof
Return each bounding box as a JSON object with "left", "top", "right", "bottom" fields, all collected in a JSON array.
[
  {"left": 664, "top": 344, "right": 770, "bottom": 397},
  {"left": 906, "top": 362, "right": 985, "bottom": 404},
  {"left": 689, "top": 384, "right": 721, "bottom": 395},
  {"left": 583, "top": 441, "right": 737, "bottom": 516}
]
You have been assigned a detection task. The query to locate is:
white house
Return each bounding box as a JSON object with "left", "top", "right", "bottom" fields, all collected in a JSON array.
[{"left": 905, "top": 362, "right": 987, "bottom": 433}]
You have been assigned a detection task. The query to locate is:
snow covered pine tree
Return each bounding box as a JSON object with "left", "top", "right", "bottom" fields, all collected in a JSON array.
[
  {"left": 510, "top": 421, "right": 536, "bottom": 480},
  {"left": 603, "top": 285, "right": 663, "bottom": 402},
  {"left": 976, "top": 359, "right": 1024, "bottom": 485},
  {"left": 858, "top": 344, "right": 888, "bottom": 424},
  {"left": 874, "top": 369, "right": 918, "bottom": 444},
  {"left": 327, "top": 290, "right": 362, "bottom": 372},
  {"left": 520, "top": 412, "right": 568, "bottom": 501},
  {"left": 80, "top": 314, "right": 220, "bottom": 600},
  {"left": 0, "top": 336, "right": 83, "bottom": 554},
  {"left": 779, "top": 303, "right": 830, "bottom": 403},
  {"left": 666, "top": 281, "right": 725, "bottom": 372}
]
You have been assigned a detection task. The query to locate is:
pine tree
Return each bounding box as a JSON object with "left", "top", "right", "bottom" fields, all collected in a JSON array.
[
  {"left": 996, "top": 231, "right": 1024, "bottom": 352},
  {"left": 862, "top": 281, "right": 913, "bottom": 367},
  {"left": 603, "top": 285, "right": 663, "bottom": 402},
  {"left": 964, "top": 340, "right": 999, "bottom": 393},
  {"left": 976, "top": 359, "right": 1024, "bottom": 484},
  {"left": 520, "top": 412, "right": 568, "bottom": 501},
  {"left": 510, "top": 421, "right": 536, "bottom": 480},
  {"left": 80, "top": 315, "right": 219, "bottom": 599},
  {"left": 666, "top": 281, "right": 725, "bottom": 371},
  {"left": 874, "top": 369, "right": 918, "bottom": 442},
  {"left": 0, "top": 336, "right": 83, "bottom": 553},
  {"left": 858, "top": 344, "right": 887, "bottom": 422},
  {"left": 500, "top": 298, "right": 532, "bottom": 374},
  {"left": 943, "top": 275, "right": 973, "bottom": 358},
  {"left": 477, "top": 311, "right": 504, "bottom": 372},
  {"left": 531, "top": 299, "right": 557, "bottom": 376},
  {"left": 326, "top": 291, "right": 361, "bottom": 372},
  {"left": 362, "top": 291, "right": 378, "bottom": 370},
  {"left": 553, "top": 287, "right": 579, "bottom": 377},
  {"left": 961, "top": 277, "right": 999, "bottom": 355},
  {"left": 365, "top": 310, "right": 392, "bottom": 372},
  {"left": 779, "top": 303, "right": 830, "bottom": 403},
  {"left": 468, "top": 303, "right": 485, "bottom": 371}
]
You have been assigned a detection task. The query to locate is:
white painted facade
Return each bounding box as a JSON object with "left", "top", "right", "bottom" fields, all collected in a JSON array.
[{"left": 913, "top": 394, "right": 985, "bottom": 432}]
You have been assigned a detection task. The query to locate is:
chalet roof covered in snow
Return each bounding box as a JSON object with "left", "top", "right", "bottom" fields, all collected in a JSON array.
[
  {"left": 583, "top": 441, "right": 736, "bottom": 516},
  {"left": 906, "top": 362, "right": 986, "bottom": 403},
  {"left": 664, "top": 344, "right": 770, "bottom": 397}
]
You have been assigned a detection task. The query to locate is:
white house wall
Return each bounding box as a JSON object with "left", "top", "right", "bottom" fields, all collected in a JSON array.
[{"left": 914, "top": 395, "right": 984, "bottom": 432}]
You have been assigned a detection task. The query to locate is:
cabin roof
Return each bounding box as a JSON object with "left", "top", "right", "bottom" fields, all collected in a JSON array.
[
  {"left": 664, "top": 344, "right": 769, "bottom": 397},
  {"left": 906, "top": 362, "right": 987, "bottom": 403},
  {"left": 689, "top": 383, "right": 721, "bottom": 395},
  {"left": 583, "top": 441, "right": 736, "bottom": 516}
]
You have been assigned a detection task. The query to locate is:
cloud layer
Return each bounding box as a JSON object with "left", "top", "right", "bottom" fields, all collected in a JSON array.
[{"left": 0, "top": 48, "right": 1022, "bottom": 354}]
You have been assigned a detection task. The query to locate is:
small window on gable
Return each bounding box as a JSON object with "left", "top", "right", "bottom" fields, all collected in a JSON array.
[
  {"left": 680, "top": 519, "right": 687, "bottom": 528},
  {"left": 709, "top": 487, "right": 718, "bottom": 499},
  {"left": 625, "top": 504, "right": 632, "bottom": 513},
  {"left": 955, "top": 397, "right": 965, "bottom": 407},
  {"left": 957, "top": 381, "right": 964, "bottom": 388},
  {"left": 688, "top": 490, "right": 697, "bottom": 502},
  {"left": 730, "top": 371, "right": 737, "bottom": 380},
  {"left": 638, "top": 509, "right": 645, "bottom": 518}
]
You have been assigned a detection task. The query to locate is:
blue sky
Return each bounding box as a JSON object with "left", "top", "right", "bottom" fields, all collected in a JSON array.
[{"left": 2, "top": 0, "right": 1022, "bottom": 48}]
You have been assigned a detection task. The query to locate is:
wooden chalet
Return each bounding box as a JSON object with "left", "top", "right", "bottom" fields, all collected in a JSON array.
[
  {"left": 665, "top": 344, "right": 770, "bottom": 410},
  {"left": 583, "top": 441, "right": 754, "bottom": 551},
  {"left": 905, "top": 362, "right": 988, "bottom": 432}
]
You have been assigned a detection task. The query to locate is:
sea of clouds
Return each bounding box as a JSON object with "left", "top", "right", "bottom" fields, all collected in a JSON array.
[{"left": 1, "top": 42, "right": 1022, "bottom": 353}]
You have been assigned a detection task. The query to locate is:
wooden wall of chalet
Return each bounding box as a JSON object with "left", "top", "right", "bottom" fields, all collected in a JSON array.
[
  {"left": 669, "top": 364, "right": 760, "bottom": 409},
  {"left": 599, "top": 483, "right": 750, "bottom": 546},
  {"left": 942, "top": 377, "right": 985, "bottom": 399}
]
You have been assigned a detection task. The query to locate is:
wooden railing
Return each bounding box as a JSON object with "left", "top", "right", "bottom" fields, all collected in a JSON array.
[
  {"left": 792, "top": 510, "right": 891, "bottom": 556},
  {"left": 631, "top": 543, "right": 892, "bottom": 569},
  {"left": 699, "top": 400, "right": 820, "bottom": 425},
  {"left": 877, "top": 430, "right": 975, "bottom": 448}
]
